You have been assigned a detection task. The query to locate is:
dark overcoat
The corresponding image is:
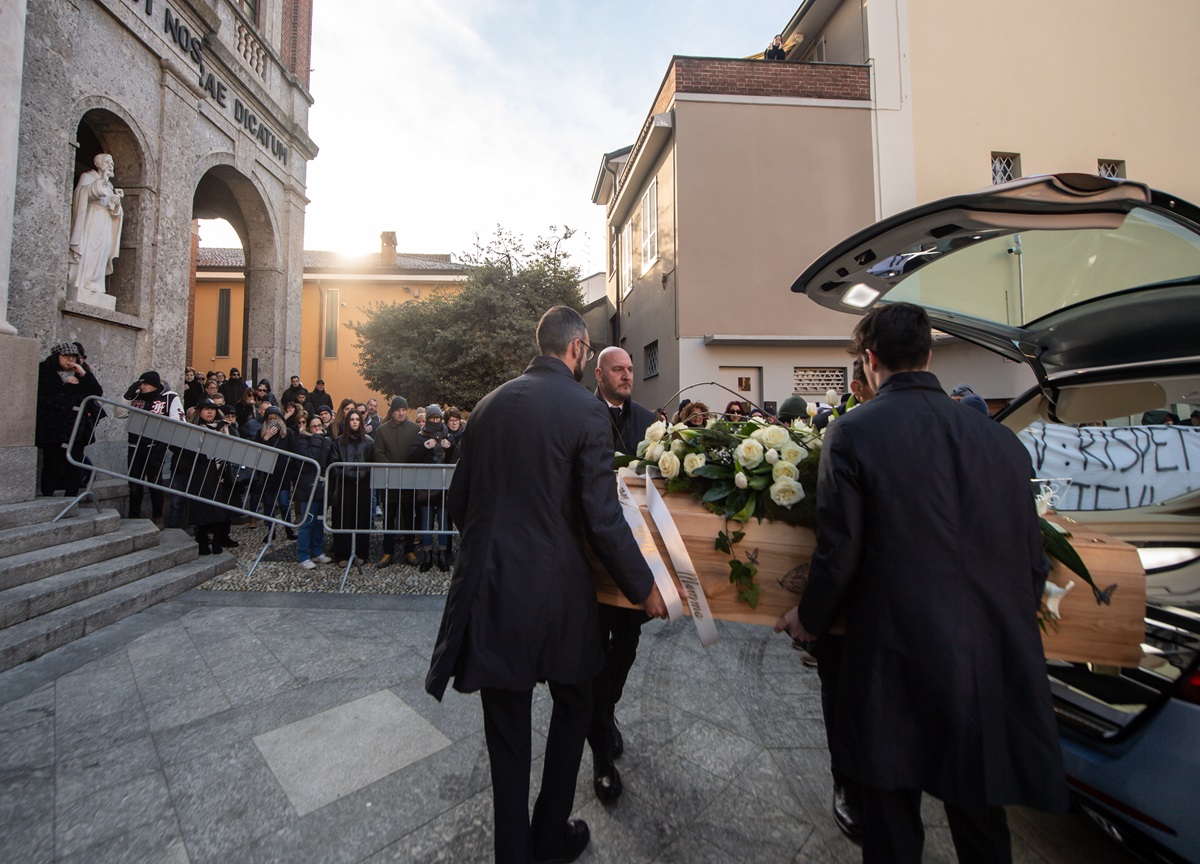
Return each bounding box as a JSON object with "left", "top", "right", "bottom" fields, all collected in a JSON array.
[
  {"left": 597, "top": 390, "right": 656, "bottom": 457},
  {"left": 798, "top": 371, "right": 1068, "bottom": 812},
  {"left": 426, "top": 355, "right": 655, "bottom": 699}
]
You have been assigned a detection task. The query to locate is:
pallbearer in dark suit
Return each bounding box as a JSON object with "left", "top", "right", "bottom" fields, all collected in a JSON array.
[
  {"left": 588, "top": 346, "right": 657, "bottom": 803},
  {"left": 777, "top": 303, "right": 1067, "bottom": 864},
  {"left": 426, "top": 306, "right": 668, "bottom": 864}
]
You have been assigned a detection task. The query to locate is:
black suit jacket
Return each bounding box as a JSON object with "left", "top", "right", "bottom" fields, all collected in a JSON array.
[
  {"left": 597, "top": 391, "right": 656, "bottom": 456},
  {"left": 426, "top": 356, "right": 655, "bottom": 699},
  {"left": 799, "top": 371, "right": 1067, "bottom": 812}
]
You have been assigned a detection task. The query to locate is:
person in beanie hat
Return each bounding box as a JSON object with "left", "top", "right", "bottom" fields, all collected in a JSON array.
[
  {"left": 373, "top": 395, "right": 420, "bottom": 567},
  {"left": 36, "top": 342, "right": 103, "bottom": 497},
  {"left": 949, "top": 383, "right": 975, "bottom": 401},
  {"left": 777, "top": 394, "right": 809, "bottom": 424},
  {"left": 120, "top": 370, "right": 184, "bottom": 524},
  {"left": 409, "top": 404, "right": 455, "bottom": 572}
]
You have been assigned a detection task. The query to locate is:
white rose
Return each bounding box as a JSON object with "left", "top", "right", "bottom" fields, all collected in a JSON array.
[
  {"left": 769, "top": 477, "right": 805, "bottom": 507},
  {"left": 765, "top": 448, "right": 779, "bottom": 464},
  {"left": 772, "top": 460, "right": 799, "bottom": 481},
  {"left": 636, "top": 440, "right": 649, "bottom": 458},
  {"left": 735, "top": 438, "right": 764, "bottom": 469},
  {"left": 645, "top": 420, "right": 667, "bottom": 443},
  {"left": 658, "top": 451, "right": 681, "bottom": 480},
  {"left": 671, "top": 438, "right": 687, "bottom": 456},
  {"left": 647, "top": 442, "right": 665, "bottom": 463},
  {"left": 734, "top": 471, "right": 749, "bottom": 490},
  {"left": 759, "top": 424, "right": 790, "bottom": 450},
  {"left": 683, "top": 452, "right": 707, "bottom": 477},
  {"left": 779, "top": 440, "right": 807, "bottom": 465}
]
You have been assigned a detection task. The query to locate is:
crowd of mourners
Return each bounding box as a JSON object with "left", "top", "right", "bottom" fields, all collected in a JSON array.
[{"left": 35, "top": 348, "right": 467, "bottom": 572}]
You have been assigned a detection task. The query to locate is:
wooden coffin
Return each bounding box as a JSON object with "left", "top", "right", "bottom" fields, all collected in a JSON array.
[
  {"left": 594, "top": 478, "right": 1146, "bottom": 666},
  {"left": 1039, "top": 515, "right": 1145, "bottom": 667}
]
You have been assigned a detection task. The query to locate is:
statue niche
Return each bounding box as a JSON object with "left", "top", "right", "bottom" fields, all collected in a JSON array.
[{"left": 67, "top": 153, "right": 124, "bottom": 310}]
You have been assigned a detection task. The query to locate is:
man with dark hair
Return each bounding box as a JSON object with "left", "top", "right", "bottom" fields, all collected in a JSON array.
[
  {"left": 587, "top": 346, "right": 656, "bottom": 804},
  {"left": 281, "top": 375, "right": 304, "bottom": 407},
  {"left": 308, "top": 379, "right": 333, "bottom": 413},
  {"left": 427, "top": 305, "right": 668, "bottom": 864},
  {"left": 220, "top": 367, "right": 245, "bottom": 406},
  {"left": 777, "top": 302, "right": 1066, "bottom": 863}
]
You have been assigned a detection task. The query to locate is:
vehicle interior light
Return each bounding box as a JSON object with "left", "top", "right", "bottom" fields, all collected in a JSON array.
[{"left": 843, "top": 283, "right": 880, "bottom": 308}]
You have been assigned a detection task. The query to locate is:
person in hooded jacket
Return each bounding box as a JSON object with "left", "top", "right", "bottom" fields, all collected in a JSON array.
[
  {"left": 291, "top": 412, "right": 334, "bottom": 569},
  {"left": 122, "top": 371, "right": 184, "bottom": 523},
  {"left": 329, "top": 409, "right": 375, "bottom": 565},
  {"left": 182, "top": 367, "right": 204, "bottom": 413},
  {"left": 255, "top": 378, "right": 279, "bottom": 408},
  {"left": 408, "top": 404, "right": 455, "bottom": 572},
  {"left": 36, "top": 342, "right": 103, "bottom": 497}
]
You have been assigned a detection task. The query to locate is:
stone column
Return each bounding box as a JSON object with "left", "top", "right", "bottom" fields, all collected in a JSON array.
[{"left": 0, "top": 0, "right": 28, "bottom": 336}]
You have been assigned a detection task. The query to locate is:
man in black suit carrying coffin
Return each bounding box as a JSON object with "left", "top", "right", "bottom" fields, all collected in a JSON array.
[
  {"left": 588, "top": 346, "right": 657, "bottom": 803},
  {"left": 426, "top": 306, "right": 668, "bottom": 864},
  {"left": 777, "top": 303, "right": 1067, "bottom": 864}
]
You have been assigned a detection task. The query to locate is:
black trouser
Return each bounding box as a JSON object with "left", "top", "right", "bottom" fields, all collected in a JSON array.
[
  {"left": 128, "top": 443, "right": 166, "bottom": 518},
  {"left": 40, "top": 444, "right": 85, "bottom": 497},
  {"left": 481, "top": 680, "right": 590, "bottom": 864},
  {"left": 587, "top": 605, "right": 647, "bottom": 763},
  {"left": 380, "top": 490, "right": 417, "bottom": 555},
  {"left": 860, "top": 786, "right": 1011, "bottom": 864},
  {"left": 814, "top": 633, "right": 858, "bottom": 792}
]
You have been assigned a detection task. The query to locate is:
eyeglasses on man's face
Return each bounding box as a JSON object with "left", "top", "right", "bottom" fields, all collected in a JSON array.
[{"left": 575, "top": 337, "right": 594, "bottom": 363}]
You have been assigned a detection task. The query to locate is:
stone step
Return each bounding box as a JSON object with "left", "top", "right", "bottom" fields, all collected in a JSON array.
[
  {"left": 0, "top": 508, "right": 121, "bottom": 561},
  {"left": 0, "top": 496, "right": 83, "bottom": 531},
  {"left": 0, "top": 552, "right": 237, "bottom": 673},
  {"left": 0, "top": 520, "right": 160, "bottom": 591},
  {"left": 0, "top": 529, "right": 199, "bottom": 629}
]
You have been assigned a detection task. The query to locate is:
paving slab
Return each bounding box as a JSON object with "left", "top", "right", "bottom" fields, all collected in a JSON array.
[{"left": 0, "top": 589, "right": 1143, "bottom": 864}]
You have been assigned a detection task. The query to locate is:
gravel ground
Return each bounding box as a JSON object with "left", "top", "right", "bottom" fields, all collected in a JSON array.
[{"left": 196, "top": 519, "right": 453, "bottom": 595}]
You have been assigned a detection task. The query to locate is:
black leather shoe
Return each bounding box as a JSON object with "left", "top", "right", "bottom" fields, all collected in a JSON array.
[
  {"left": 609, "top": 715, "right": 624, "bottom": 760},
  {"left": 593, "top": 759, "right": 622, "bottom": 804},
  {"left": 418, "top": 551, "right": 433, "bottom": 573},
  {"left": 832, "top": 782, "right": 862, "bottom": 842},
  {"left": 533, "top": 819, "right": 590, "bottom": 863}
]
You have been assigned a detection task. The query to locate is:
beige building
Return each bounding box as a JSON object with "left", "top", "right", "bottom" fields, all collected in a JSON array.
[
  {"left": 195, "top": 233, "right": 466, "bottom": 407},
  {"left": 593, "top": 0, "right": 1200, "bottom": 415}
]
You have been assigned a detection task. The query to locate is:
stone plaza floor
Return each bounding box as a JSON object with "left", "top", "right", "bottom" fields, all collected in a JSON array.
[{"left": 0, "top": 589, "right": 1137, "bottom": 863}]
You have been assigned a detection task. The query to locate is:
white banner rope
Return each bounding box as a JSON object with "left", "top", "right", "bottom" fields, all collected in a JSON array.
[
  {"left": 615, "top": 468, "right": 684, "bottom": 622},
  {"left": 642, "top": 468, "right": 720, "bottom": 647}
]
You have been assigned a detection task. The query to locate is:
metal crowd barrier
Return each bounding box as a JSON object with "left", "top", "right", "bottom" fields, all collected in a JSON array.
[
  {"left": 322, "top": 461, "right": 457, "bottom": 589},
  {"left": 62, "top": 395, "right": 322, "bottom": 577}
]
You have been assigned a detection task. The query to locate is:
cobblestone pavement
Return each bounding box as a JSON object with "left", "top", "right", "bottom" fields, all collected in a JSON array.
[{"left": 0, "top": 589, "right": 1137, "bottom": 863}]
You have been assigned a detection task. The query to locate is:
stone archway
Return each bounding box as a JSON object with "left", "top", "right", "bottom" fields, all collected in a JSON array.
[{"left": 192, "top": 163, "right": 292, "bottom": 389}]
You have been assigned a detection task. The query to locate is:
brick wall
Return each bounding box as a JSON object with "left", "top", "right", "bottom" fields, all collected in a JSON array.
[
  {"left": 673, "top": 57, "right": 870, "bottom": 102},
  {"left": 280, "top": 0, "right": 314, "bottom": 90}
]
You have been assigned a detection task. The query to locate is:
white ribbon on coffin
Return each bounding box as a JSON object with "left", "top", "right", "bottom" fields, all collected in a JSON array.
[
  {"left": 616, "top": 468, "right": 720, "bottom": 647},
  {"left": 615, "top": 468, "right": 684, "bottom": 622}
]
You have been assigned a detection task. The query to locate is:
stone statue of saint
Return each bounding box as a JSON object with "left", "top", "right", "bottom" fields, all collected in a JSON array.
[{"left": 67, "top": 153, "right": 125, "bottom": 296}]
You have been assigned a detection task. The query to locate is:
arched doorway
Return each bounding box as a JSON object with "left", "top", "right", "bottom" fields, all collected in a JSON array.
[{"left": 192, "top": 164, "right": 290, "bottom": 389}]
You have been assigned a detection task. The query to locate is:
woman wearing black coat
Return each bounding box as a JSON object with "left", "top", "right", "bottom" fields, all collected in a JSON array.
[
  {"left": 36, "top": 342, "right": 103, "bottom": 497},
  {"left": 174, "top": 399, "right": 236, "bottom": 554},
  {"left": 329, "top": 410, "right": 375, "bottom": 565}
]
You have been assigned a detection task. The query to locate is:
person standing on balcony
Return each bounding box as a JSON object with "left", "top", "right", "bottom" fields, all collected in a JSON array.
[{"left": 765, "top": 34, "right": 787, "bottom": 60}]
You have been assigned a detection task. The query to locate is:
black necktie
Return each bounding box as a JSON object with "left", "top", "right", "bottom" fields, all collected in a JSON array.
[{"left": 609, "top": 406, "right": 622, "bottom": 427}]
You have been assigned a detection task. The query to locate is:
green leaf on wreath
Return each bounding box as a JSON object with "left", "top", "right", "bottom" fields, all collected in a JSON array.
[
  {"left": 731, "top": 494, "right": 757, "bottom": 522},
  {"left": 693, "top": 464, "right": 734, "bottom": 480},
  {"left": 747, "top": 474, "right": 770, "bottom": 490},
  {"left": 612, "top": 453, "right": 637, "bottom": 469},
  {"left": 1039, "top": 517, "right": 1100, "bottom": 596},
  {"left": 702, "top": 482, "right": 734, "bottom": 503}
]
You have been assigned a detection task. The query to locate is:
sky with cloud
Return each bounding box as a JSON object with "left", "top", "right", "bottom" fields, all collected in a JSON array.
[{"left": 200, "top": 1, "right": 800, "bottom": 275}]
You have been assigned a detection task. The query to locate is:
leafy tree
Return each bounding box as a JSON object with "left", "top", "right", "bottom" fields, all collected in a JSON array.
[{"left": 350, "top": 227, "right": 583, "bottom": 409}]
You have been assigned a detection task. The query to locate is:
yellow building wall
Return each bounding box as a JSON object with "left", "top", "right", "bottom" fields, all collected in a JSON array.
[
  {"left": 191, "top": 279, "right": 245, "bottom": 376},
  {"left": 193, "top": 275, "right": 463, "bottom": 409}
]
